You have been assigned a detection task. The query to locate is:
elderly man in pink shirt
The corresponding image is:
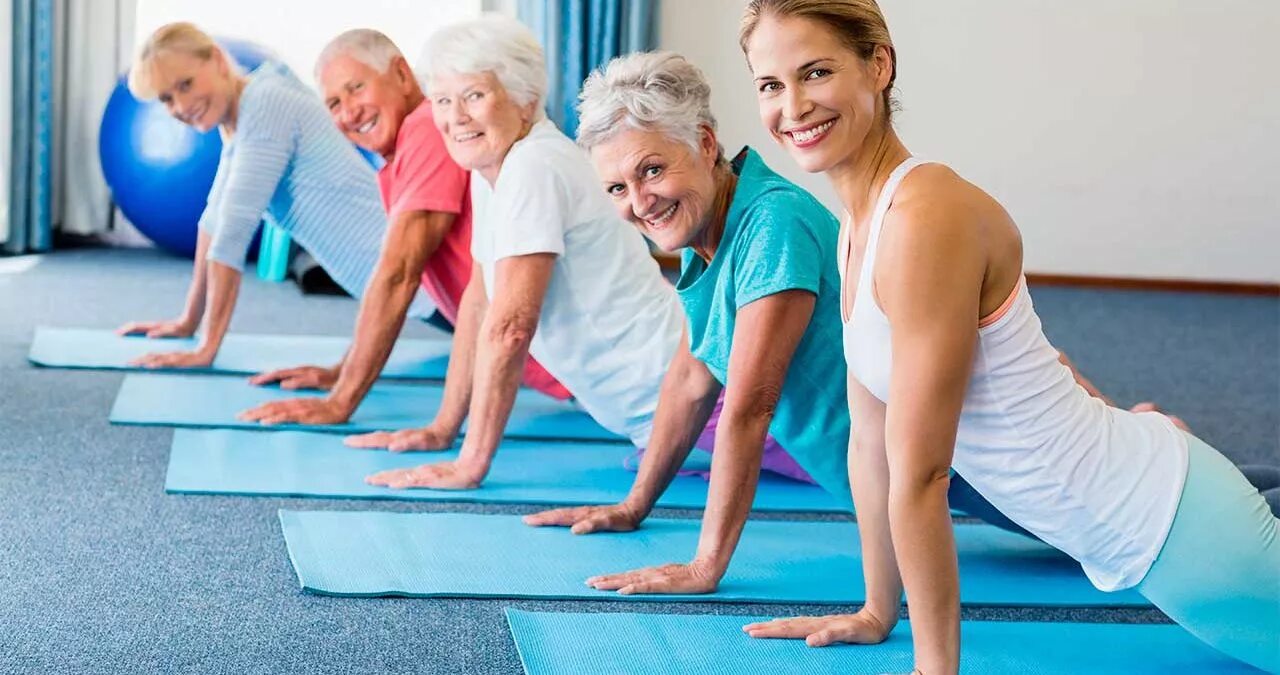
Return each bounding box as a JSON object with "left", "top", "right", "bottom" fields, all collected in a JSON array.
[{"left": 239, "top": 29, "right": 567, "bottom": 443}]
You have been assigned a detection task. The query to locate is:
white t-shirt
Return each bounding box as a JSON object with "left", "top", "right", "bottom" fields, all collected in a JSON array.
[{"left": 470, "top": 120, "right": 684, "bottom": 446}]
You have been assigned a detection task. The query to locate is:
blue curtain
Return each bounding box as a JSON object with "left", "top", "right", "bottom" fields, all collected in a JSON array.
[
  {"left": 518, "top": 0, "right": 657, "bottom": 138},
  {"left": 6, "top": 0, "right": 55, "bottom": 254}
]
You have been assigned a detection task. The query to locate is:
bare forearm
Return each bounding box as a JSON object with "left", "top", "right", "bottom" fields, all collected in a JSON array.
[
  {"left": 693, "top": 411, "right": 770, "bottom": 572},
  {"left": 195, "top": 261, "right": 242, "bottom": 358},
  {"left": 889, "top": 476, "right": 960, "bottom": 675},
  {"left": 625, "top": 381, "right": 720, "bottom": 516},
  {"left": 431, "top": 282, "right": 484, "bottom": 433},
  {"left": 849, "top": 440, "right": 905, "bottom": 623},
  {"left": 329, "top": 271, "right": 420, "bottom": 410},
  {"left": 455, "top": 331, "right": 529, "bottom": 474}
]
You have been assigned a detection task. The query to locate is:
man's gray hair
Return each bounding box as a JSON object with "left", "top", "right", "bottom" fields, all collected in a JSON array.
[
  {"left": 419, "top": 14, "right": 547, "bottom": 119},
  {"left": 314, "top": 28, "right": 404, "bottom": 82},
  {"left": 576, "top": 51, "right": 721, "bottom": 162}
]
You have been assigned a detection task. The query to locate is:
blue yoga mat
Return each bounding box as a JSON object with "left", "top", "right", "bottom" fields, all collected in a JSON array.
[
  {"left": 505, "top": 610, "right": 1256, "bottom": 675},
  {"left": 110, "top": 373, "right": 624, "bottom": 441},
  {"left": 279, "top": 511, "right": 1147, "bottom": 606},
  {"left": 28, "top": 326, "right": 450, "bottom": 379},
  {"left": 166, "top": 429, "right": 847, "bottom": 512}
]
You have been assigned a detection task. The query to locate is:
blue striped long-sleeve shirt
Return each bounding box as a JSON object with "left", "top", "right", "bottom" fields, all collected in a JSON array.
[{"left": 198, "top": 61, "right": 434, "bottom": 318}]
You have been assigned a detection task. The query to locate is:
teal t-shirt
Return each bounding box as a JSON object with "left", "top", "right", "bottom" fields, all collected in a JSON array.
[{"left": 676, "top": 148, "right": 851, "bottom": 504}]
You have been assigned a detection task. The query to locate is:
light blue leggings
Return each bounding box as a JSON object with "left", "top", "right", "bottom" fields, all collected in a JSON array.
[{"left": 1136, "top": 432, "right": 1280, "bottom": 672}]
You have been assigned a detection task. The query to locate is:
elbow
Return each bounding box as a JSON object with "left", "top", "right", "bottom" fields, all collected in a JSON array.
[
  {"left": 382, "top": 262, "right": 420, "bottom": 292},
  {"left": 484, "top": 311, "right": 538, "bottom": 356},
  {"left": 888, "top": 466, "right": 952, "bottom": 514},
  {"left": 722, "top": 381, "right": 783, "bottom": 428}
]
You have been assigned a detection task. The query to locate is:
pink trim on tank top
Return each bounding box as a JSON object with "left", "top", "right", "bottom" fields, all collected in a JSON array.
[{"left": 978, "top": 280, "right": 1020, "bottom": 329}]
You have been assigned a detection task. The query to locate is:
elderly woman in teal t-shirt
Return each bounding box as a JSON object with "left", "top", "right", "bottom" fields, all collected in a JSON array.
[{"left": 526, "top": 51, "right": 1018, "bottom": 594}]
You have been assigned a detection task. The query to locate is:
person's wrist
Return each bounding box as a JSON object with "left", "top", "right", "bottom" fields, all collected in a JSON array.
[
  {"left": 687, "top": 553, "right": 728, "bottom": 583},
  {"left": 620, "top": 492, "right": 655, "bottom": 523},
  {"left": 432, "top": 415, "right": 464, "bottom": 440},
  {"left": 193, "top": 335, "right": 219, "bottom": 355},
  {"left": 454, "top": 450, "right": 491, "bottom": 482},
  {"left": 327, "top": 380, "right": 361, "bottom": 411},
  {"left": 859, "top": 603, "right": 900, "bottom": 639}
]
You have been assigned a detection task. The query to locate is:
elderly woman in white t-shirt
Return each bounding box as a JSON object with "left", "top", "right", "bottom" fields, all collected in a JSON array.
[{"left": 347, "top": 16, "right": 687, "bottom": 488}]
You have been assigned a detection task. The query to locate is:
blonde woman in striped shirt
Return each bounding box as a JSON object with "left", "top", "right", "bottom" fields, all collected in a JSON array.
[{"left": 118, "top": 22, "right": 434, "bottom": 368}]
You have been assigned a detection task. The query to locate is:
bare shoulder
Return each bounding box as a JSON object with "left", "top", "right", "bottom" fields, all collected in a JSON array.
[
  {"left": 877, "top": 163, "right": 1024, "bottom": 315},
  {"left": 889, "top": 164, "right": 1010, "bottom": 233},
  {"left": 882, "top": 164, "right": 1020, "bottom": 261}
]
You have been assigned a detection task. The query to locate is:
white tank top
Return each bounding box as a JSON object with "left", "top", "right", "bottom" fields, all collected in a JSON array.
[{"left": 839, "top": 157, "right": 1188, "bottom": 591}]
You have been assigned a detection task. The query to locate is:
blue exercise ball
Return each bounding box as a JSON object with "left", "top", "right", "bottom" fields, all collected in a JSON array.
[{"left": 98, "top": 38, "right": 274, "bottom": 258}]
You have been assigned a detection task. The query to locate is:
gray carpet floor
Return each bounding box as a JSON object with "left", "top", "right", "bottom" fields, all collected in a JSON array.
[{"left": 0, "top": 248, "right": 1275, "bottom": 674}]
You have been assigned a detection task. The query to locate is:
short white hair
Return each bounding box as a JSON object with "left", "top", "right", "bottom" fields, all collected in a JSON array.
[
  {"left": 314, "top": 28, "right": 404, "bottom": 82},
  {"left": 576, "top": 51, "right": 722, "bottom": 162},
  {"left": 420, "top": 14, "right": 547, "bottom": 119}
]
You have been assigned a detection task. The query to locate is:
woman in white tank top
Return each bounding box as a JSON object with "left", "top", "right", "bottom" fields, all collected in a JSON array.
[{"left": 737, "top": 2, "right": 1279, "bottom": 673}]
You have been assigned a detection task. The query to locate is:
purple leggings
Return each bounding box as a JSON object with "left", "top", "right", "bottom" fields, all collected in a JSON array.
[{"left": 628, "top": 393, "right": 816, "bottom": 483}]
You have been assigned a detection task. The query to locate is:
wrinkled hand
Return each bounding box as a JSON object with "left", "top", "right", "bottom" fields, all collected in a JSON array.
[
  {"left": 743, "top": 609, "right": 895, "bottom": 647},
  {"left": 117, "top": 318, "right": 197, "bottom": 338},
  {"left": 128, "top": 349, "right": 213, "bottom": 369},
  {"left": 344, "top": 424, "right": 457, "bottom": 452},
  {"left": 237, "top": 397, "right": 353, "bottom": 426},
  {"left": 1130, "top": 401, "right": 1190, "bottom": 432},
  {"left": 522, "top": 502, "right": 644, "bottom": 534},
  {"left": 364, "top": 460, "right": 484, "bottom": 490},
  {"left": 585, "top": 560, "right": 722, "bottom": 596},
  {"left": 248, "top": 365, "right": 339, "bottom": 391}
]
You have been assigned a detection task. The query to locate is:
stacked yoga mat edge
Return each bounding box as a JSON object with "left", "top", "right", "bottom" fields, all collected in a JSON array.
[
  {"left": 164, "top": 428, "right": 851, "bottom": 512},
  {"left": 109, "top": 372, "right": 626, "bottom": 441},
  {"left": 28, "top": 326, "right": 452, "bottom": 379},
  {"left": 504, "top": 610, "right": 1258, "bottom": 675},
  {"left": 278, "top": 510, "right": 1149, "bottom": 607}
]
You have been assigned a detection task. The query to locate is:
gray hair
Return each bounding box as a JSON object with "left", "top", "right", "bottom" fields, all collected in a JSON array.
[
  {"left": 576, "top": 51, "right": 723, "bottom": 163},
  {"left": 314, "top": 28, "right": 405, "bottom": 82},
  {"left": 420, "top": 14, "right": 547, "bottom": 119}
]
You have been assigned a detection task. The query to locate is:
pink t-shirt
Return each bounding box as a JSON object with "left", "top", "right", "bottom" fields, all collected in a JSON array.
[{"left": 379, "top": 102, "right": 570, "bottom": 400}]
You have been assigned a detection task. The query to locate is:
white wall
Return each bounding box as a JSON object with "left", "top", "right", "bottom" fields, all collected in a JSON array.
[
  {"left": 134, "top": 0, "right": 481, "bottom": 88},
  {"left": 660, "top": 0, "right": 1280, "bottom": 283}
]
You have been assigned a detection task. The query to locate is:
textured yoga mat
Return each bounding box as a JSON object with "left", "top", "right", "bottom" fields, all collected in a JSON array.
[
  {"left": 110, "top": 373, "right": 624, "bottom": 441},
  {"left": 28, "top": 326, "right": 451, "bottom": 379},
  {"left": 504, "top": 610, "right": 1256, "bottom": 675},
  {"left": 279, "top": 511, "right": 1148, "bottom": 607},
  {"left": 166, "top": 429, "right": 848, "bottom": 512}
]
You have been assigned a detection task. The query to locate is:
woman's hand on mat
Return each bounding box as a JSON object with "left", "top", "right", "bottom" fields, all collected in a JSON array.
[
  {"left": 248, "top": 365, "right": 339, "bottom": 391},
  {"left": 585, "top": 559, "right": 722, "bottom": 595},
  {"left": 344, "top": 424, "right": 458, "bottom": 452},
  {"left": 742, "top": 609, "right": 896, "bottom": 647},
  {"left": 364, "top": 460, "right": 483, "bottom": 490},
  {"left": 522, "top": 502, "right": 645, "bottom": 534},
  {"left": 129, "top": 349, "right": 214, "bottom": 369},
  {"left": 116, "top": 317, "right": 197, "bottom": 338},
  {"left": 237, "top": 397, "right": 353, "bottom": 426}
]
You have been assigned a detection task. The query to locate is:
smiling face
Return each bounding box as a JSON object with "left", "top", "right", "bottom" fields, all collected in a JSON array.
[
  {"left": 150, "top": 49, "right": 235, "bottom": 132},
  {"left": 320, "top": 53, "right": 418, "bottom": 159},
  {"left": 746, "top": 14, "right": 891, "bottom": 175},
  {"left": 589, "top": 127, "right": 723, "bottom": 253},
  {"left": 428, "top": 70, "right": 537, "bottom": 183}
]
